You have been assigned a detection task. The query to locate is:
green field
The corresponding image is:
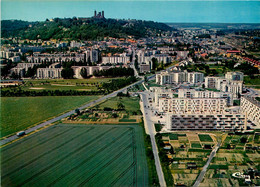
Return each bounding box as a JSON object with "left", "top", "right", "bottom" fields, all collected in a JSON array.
[
  {"left": 1, "top": 124, "right": 148, "bottom": 186},
  {"left": 21, "top": 78, "right": 118, "bottom": 91},
  {"left": 191, "top": 142, "right": 202, "bottom": 148},
  {"left": 1, "top": 96, "right": 99, "bottom": 137},
  {"left": 98, "top": 96, "right": 141, "bottom": 113},
  {"left": 198, "top": 134, "right": 213, "bottom": 142}
]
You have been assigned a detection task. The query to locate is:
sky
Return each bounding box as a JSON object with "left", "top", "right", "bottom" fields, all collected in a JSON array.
[{"left": 1, "top": 0, "right": 260, "bottom": 23}]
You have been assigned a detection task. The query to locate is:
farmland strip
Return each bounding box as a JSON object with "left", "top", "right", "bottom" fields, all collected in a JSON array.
[
  {"left": 52, "top": 128, "right": 132, "bottom": 186},
  {"left": 11, "top": 127, "right": 118, "bottom": 187},
  {"left": 78, "top": 144, "right": 133, "bottom": 186},
  {"left": 1, "top": 127, "right": 95, "bottom": 180},
  {"left": 2, "top": 126, "right": 74, "bottom": 163},
  {"left": 1, "top": 126, "right": 59, "bottom": 151},
  {"left": 47, "top": 129, "right": 132, "bottom": 186},
  {"left": 110, "top": 128, "right": 136, "bottom": 186}
]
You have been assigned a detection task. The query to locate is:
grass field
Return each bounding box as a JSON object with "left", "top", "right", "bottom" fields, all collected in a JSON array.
[
  {"left": 1, "top": 124, "right": 148, "bottom": 186},
  {"left": 98, "top": 96, "right": 141, "bottom": 113},
  {"left": 2, "top": 78, "right": 121, "bottom": 92},
  {"left": 198, "top": 134, "right": 213, "bottom": 142},
  {"left": 1, "top": 96, "right": 99, "bottom": 137}
]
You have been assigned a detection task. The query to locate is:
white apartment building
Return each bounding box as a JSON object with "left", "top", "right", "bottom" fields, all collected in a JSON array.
[
  {"left": 27, "top": 53, "right": 85, "bottom": 63},
  {"left": 10, "top": 63, "right": 41, "bottom": 77},
  {"left": 85, "top": 49, "right": 99, "bottom": 62},
  {"left": 178, "top": 89, "right": 233, "bottom": 106},
  {"left": 71, "top": 66, "right": 111, "bottom": 79},
  {"left": 156, "top": 71, "right": 204, "bottom": 85},
  {"left": 166, "top": 113, "right": 253, "bottom": 131},
  {"left": 216, "top": 78, "right": 243, "bottom": 97},
  {"left": 36, "top": 63, "right": 62, "bottom": 79},
  {"left": 240, "top": 96, "right": 260, "bottom": 128},
  {"left": 159, "top": 97, "right": 226, "bottom": 114},
  {"left": 225, "top": 71, "right": 244, "bottom": 81},
  {"left": 205, "top": 72, "right": 243, "bottom": 98},
  {"left": 102, "top": 56, "right": 130, "bottom": 64}
]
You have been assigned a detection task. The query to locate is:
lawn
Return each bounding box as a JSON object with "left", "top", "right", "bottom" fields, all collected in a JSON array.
[
  {"left": 98, "top": 96, "right": 141, "bottom": 114},
  {"left": 198, "top": 134, "right": 213, "bottom": 142},
  {"left": 21, "top": 78, "right": 119, "bottom": 91},
  {"left": 1, "top": 124, "right": 148, "bottom": 186},
  {"left": 1, "top": 96, "right": 99, "bottom": 137}
]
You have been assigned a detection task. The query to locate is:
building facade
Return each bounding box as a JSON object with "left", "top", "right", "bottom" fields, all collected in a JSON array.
[
  {"left": 36, "top": 63, "right": 63, "bottom": 79},
  {"left": 156, "top": 71, "right": 204, "bottom": 85},
  {"left": 240, "top": 96, "right": 260, "bottom": 128},
  {"left": 166, "top": 113, "right": 253, "bottom": 130}
]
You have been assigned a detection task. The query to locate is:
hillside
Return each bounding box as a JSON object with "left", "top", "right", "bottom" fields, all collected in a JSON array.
[{"left": 1, "top": 18, "right": 174, "bottom": 40}]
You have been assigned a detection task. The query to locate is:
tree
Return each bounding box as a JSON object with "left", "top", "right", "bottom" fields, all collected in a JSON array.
[
  {"left": 80, "top": 68, "right": 88, "bottom": 78},
  {"left": 240, "top": 137, "right": 247, "bottom": 143},
  {"left": 87, "top": 56, "right": 92, "bottom": 66},
  {"left": 202, "top": 84, "right": 205, "bottom": 89},
  {"left": 117, "top": 102, "right": 125, "bottom": 110},
  {"left": 112, "top": 113, "right": 118, "bottom": 118},
  {"left": 10, "top": 72, "right": 20, "bottom": 79},
  {"left": 144, "top": 76, "right": 148, "bottom": 82},
  {"left": 151, "top": 58, "right": 158, "bottom": 70},
  {"left": 75, "top": 108, "right": 80, "bottom": 115},
  {"left": 61, "top": 68, "right": 74, "bottom": 79}
]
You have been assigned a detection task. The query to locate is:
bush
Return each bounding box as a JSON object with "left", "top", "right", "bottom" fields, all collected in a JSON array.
[{"left": 111, "top": 113, "right": 118, "bottom": 118}]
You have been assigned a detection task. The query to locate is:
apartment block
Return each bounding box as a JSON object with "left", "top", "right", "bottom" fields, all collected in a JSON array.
[
  {"left": 36, "top": 63, "right": 62, "bottom": 79},
  {"left": 240, "top": 96, "right": 260, "bottom": 128},
  {"left": 156, "top": 70, "right": 204, "bottom": 85},
  {"left": 166, "top": 113, "right": 254, "bottom": 130}
]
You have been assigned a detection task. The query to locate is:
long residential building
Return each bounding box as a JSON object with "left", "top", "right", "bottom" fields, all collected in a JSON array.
[
  {"left": 240, "top": 96, "right": 260, "bottom": 128},
  {"left": 159, "top": 97, "right": 226, "bottom": 114},
  {"left": 27, "top": 53, "right": 85, "bottom": 63},
  {"left": 71, "top": 66, "right": 111, "bottom": 79},
  {"left": 10, "top": 63, "right": 41, "bottom": 77},
  {"left": 36, "top": 63, "right": 62, "bottom": 79},
  {"left": 166, "top": 113, "right": 254, "bottom": 130},
  {"left": 156, "top": 70, "right": 204, "bottom": 85},
  {"left": 102, "top": 56, "right": 130, "bottom": 64}
]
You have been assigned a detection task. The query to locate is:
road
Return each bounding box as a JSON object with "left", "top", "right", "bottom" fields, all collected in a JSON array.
[
  {"left": 140, "top": 91, "right": 166, "bottom": 187},
  {"left": 193, "top": 141, "right": 221, "bottom": 187},
  {"left": 244, "top": 87, "right": 259, "bottom": 97},
  {"left": 0, "top": 78, "right": 146, "bottom": 146}
]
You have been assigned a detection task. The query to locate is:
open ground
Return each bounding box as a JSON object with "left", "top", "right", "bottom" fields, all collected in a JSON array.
[
  {"left": 1, "top": 124, "right": 149, "bottom": 187},
  {"left": 1, "top": 96, "right": 99, "bottom": 137}
]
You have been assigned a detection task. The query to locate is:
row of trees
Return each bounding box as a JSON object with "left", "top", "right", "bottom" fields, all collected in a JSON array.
[
  {"left": 1, "top": 89, "right": 104, "bottom": 97},
  {"left": 102, "top": 76, "right": 137, "bottom": 93},
  {"left": 93, "top": 67, "right": 134, "bottom": 77},
  {"left": 1, "top": 76, "right": 138, "bottom": 97}
]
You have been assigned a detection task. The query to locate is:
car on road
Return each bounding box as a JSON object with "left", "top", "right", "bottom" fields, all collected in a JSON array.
[{"left": 16, "top": 131, "right": 26, "bottom": 137}]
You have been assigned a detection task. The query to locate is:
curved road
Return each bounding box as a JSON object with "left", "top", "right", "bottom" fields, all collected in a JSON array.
[{"left": 0, "top": 77, "right": 150, "bottom": 146}]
